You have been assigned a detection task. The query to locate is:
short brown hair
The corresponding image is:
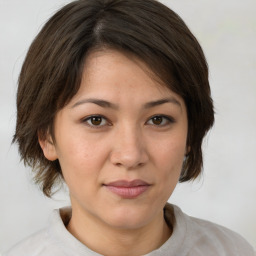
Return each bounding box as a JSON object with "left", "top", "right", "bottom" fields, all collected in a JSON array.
[{"left": 13, "top": 0, "right": 214, "bottom": 197}]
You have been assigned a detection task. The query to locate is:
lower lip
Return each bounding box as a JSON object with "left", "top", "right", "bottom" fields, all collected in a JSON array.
[{"left": 105, "top": 185, "right": 149, "bottom": 199}]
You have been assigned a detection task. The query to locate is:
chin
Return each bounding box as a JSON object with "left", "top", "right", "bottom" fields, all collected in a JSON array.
[{"left": 102, "top": 204, "right": 154, "bottom": 230}]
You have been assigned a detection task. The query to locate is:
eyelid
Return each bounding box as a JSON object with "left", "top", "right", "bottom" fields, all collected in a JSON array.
[
  {"left": 81, "top": 114, "right": 175, "bottom": 128},
  {"left": 81, "top": 115, "right": 111, "bottom": 128},
  {"left": 146, "top": 115, "right": 175, "bottom": 126}
]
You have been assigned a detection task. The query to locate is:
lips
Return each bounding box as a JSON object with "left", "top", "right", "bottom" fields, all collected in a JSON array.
[{"left": 104, "top": 179, "right": 150, "bottom": 199}]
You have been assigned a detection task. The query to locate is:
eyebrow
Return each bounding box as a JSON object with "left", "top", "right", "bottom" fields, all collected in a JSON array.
[
  {"left": 71, "top": 97, "right": 181, "bottom": 109},
  {"left": 143, "top": 97, "right": 181, "bottom": 109},
  {"left": 71, "top": 98, "right": 118, "bottom": 109}
]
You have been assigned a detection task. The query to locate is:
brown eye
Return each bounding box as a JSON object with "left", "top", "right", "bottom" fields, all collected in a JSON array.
[
  {"left": 147, "top": 115, "right": 173, "bottom": 126},
  {"left": 91, "top": 116, "right": 102, "bottom": 125},
  {"left": 152, "top": 116, "right": 163, "bottom": 125},
  {"left": 84, "top": 115, "right": 108, "bottom": 127}
]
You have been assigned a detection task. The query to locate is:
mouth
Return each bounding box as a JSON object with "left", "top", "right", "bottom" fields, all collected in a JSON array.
[{"left": 103, "top": 179, "right": 151, "bottom": 199}]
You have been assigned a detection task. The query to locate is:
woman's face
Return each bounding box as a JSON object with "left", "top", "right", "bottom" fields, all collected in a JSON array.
[{"left": 41, "top": 50, "right": 188, "bottom": 229}]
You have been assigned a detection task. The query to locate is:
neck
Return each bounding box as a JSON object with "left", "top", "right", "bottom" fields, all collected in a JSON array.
[{"left": 67, "top": 205, "right": 172, "bottom": 256}]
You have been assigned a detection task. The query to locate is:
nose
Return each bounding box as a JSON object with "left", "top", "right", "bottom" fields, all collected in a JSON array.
[{"left": 110, "top": 125, "right": 149, "bottom": 169}]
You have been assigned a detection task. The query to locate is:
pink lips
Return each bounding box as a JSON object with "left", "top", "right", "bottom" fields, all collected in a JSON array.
[{"left": 104, "top": 179, "right": 150, "bottom": 199}]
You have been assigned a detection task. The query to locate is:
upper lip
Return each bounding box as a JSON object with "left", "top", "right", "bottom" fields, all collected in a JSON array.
[{"left": 104, "top": 179, "right": 150, "bottom": 187}]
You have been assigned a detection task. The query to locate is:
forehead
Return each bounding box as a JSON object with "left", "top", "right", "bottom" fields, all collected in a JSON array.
[
  {"left": 83, "top": 49, "right": 160, "bottom": 87},
  {"left": 69, "top": 49, "right": 183, "bottom": 106}
]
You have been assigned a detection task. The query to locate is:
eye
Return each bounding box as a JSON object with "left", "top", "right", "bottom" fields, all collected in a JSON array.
[
  {"left": 147, "top": 115, "right": 174, "bottom": 126},
  {"left": 83, "top": 115, "right": 109, "bottom": 127}
]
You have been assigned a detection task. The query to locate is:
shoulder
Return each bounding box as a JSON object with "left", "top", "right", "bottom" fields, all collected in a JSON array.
[
  {"left": 188, "top": 216, "right": 255, "bottom": 255},
  {"left": 3, "top": 208, "right": 70, "bottom": 256},
  {"left": 170, "top": 204, "right": 255, "bottom": 256},
  {"left": 3, "top": 229, "right": 53, "bottom": 256},
  {"left": 3, "top": 227, "right": 70, "bottom": 256}
]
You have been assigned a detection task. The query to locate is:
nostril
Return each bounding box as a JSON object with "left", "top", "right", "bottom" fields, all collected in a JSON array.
[{"left": 109, "top": 140, "right": 149, "bottom": 169}]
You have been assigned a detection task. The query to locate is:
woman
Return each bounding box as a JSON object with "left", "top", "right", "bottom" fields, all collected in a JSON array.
[{"left": 5, "top": 0, "right": 255, "bottom": 255}]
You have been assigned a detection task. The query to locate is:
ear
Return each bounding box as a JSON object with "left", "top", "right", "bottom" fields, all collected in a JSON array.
[
  {"left": 38, "top": 132, "right": 58, "bottom": 161},
  {"left": 186, "top": 145, "right": 191, "bottom": 156}
]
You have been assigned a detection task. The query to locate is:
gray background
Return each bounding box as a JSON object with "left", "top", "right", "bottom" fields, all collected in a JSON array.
[{"left": 0, "top": 0, "right": 255, "bottom": 253}]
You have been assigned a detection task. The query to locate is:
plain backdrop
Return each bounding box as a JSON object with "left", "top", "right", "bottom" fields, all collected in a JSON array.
[{"left": 0, "top": 0, "right": 255, "bottom": 253}]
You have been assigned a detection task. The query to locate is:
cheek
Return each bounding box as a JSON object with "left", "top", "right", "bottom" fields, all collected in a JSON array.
[
  {"left": 151, "top": 136, "right": 186, "bottom": 181},
  {"left": 154, "top": 136, "right": 186, "bottom": 163},
  {"left": 149, "top": 140, "right": 185, "bottom": 204},
  {"left": 57, "top": 141, "right": 104, "bottom": 197},
  {"left": 55, "top": 135, "right": 107, "bottom": 181}
]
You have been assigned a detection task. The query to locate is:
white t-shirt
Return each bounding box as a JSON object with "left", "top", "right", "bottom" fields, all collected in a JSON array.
[{"left": 4, "top": 204, "right": 255, "bottom": 256}]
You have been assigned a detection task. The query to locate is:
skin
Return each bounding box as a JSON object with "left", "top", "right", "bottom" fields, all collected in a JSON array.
[{"left": 39, "top": 49, "right": 188, "bottom": 256}]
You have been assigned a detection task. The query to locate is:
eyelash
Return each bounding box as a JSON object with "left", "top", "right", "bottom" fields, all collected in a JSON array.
[
  {"left": 82, "top": 115, "right": 175, "bottom": 128},
  {"left": 146, "top": 115, "right": 175, "bottom": 126},
  {"left": 82, "top": 115, "right": 111, "bottom": 128}
]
